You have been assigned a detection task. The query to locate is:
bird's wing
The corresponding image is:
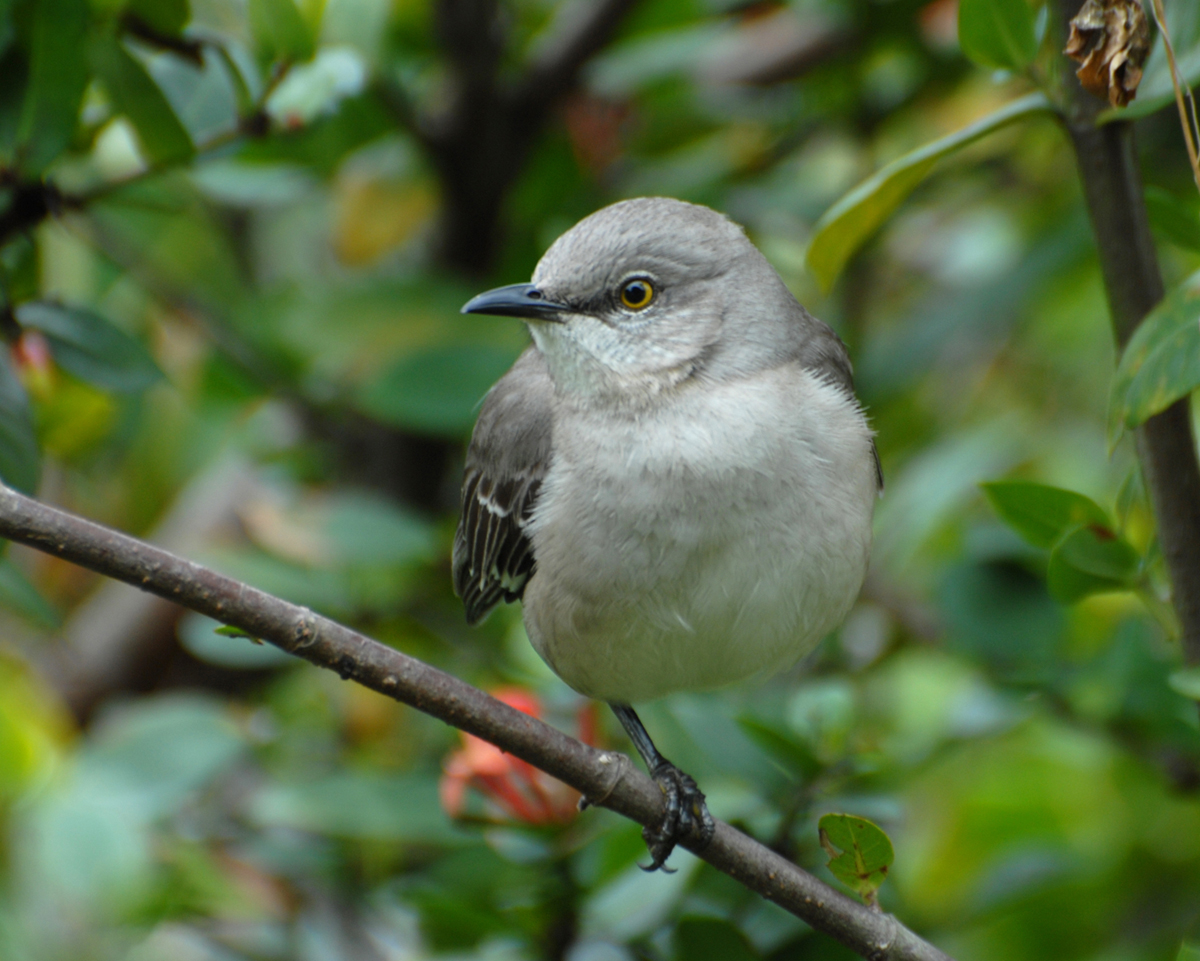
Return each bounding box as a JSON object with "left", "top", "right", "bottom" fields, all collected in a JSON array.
[
  {"left": 792, "top": 314, "right": 884, "bottom": 491},
  {"left": 453, "top": 346, "right": 554, "bottom": 624}
]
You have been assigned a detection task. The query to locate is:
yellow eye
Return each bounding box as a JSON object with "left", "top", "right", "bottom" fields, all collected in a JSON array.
[{"left": 619, "top": 279, "right": 654, "bottom": 310}]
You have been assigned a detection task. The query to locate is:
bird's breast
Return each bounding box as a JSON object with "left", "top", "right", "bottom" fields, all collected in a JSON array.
[{"left": 522, "top": 365, "right": 876, "bottom": 703}]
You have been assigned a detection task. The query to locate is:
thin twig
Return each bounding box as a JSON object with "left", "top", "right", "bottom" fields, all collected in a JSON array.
[
  {"left": 121, "top": 13, "right": 206, "bottom": 66},
  {"left": 79, "top": 55, "right": 294, "bottom": 206},
  {"left": 0, "top": 482, "right": 955, "bottom": 961},
  {"left": 72, "top": 126, "right": 245, "bottom": 207},
  {"left": 372, "top": 76, "right": 433, "bottom": 151},
  {"left": 0, "top": 35, "right": 290, "bottom": 248},
  {"left": 1147, "top": 0, "right": 1200, "bottom": 192}
]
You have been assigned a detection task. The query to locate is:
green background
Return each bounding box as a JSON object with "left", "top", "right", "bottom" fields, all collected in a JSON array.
[{"left": 0, "top": 0, "right": 1199, "bottom": 958}]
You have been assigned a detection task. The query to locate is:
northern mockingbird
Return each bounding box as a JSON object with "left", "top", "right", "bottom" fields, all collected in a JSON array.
[{"left": 453, "top": 197, "right": 880, "bottom": 869}]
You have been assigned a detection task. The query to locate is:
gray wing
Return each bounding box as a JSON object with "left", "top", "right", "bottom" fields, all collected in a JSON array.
[
  {"left": 453, "top": 346, "right": 554, "bottom": 624},
  {"left": 793, "top": 311, "right": 884, "bottom": 491}
]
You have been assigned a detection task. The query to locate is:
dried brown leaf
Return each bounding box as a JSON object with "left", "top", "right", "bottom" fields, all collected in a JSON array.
[{"left": 1065, "top": 0, "right": 1151, "bottom": 108}]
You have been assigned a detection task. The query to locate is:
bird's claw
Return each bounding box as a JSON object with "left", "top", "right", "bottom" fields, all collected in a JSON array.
[{"left": 639, "top": 761, "right": 715, "bottom": 872}]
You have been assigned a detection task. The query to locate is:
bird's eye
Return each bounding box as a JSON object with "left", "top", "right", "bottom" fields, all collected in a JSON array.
[{"left": 619, "top": 279, "right": 654, "bottom": 310}]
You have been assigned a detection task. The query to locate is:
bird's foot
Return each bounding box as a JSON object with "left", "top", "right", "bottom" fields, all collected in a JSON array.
[{"left": 640, "top": 761, "right": 715, "bottom": 872}]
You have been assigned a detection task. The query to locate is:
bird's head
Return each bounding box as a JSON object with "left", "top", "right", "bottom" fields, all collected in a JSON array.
[{"left": 462, "top": 197, "right": 807, "bottom": 403}]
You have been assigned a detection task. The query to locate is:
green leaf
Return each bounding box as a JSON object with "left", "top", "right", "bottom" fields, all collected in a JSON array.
[
  {"left": 15, "top": 0, "right": 90, "bottom": 174},
  {"left": 1046, "top": 524, "right": 1140, "bottom": 603},
  {"left": 176, "top": 614, "right": 292, "bottom": 669},
  {"left": 0, "top": 557, "right": 59, "bottom": 628},
  {"left": 981, "top": 480, "right": 1110, "bottom": 549},
  {"left": 90, "top": 33, "right": 194, "bottom": 166},
  {"left": 87, "top": 695, "right": 245, "bottom": 810},
  {"left": 958, "top": 0, "right": 1038, "bottom": 71},
  {"left": 588, "top": 24, "right": 725, "bottom": 98},
  {"left": 0, "top": 235, "right": 40, "bottom": 307},
  {"left": 1109, "top": 269, "right": 1200, "bottom": 444},
  {"left": 1145, "top": 186, "right": 1200, "bottom": 253},
  {"left": 251, "top": 772, "right": 469, "bottom": 843},
  {"left": 16, "top": 301, "right": 164, "bottom": 393},
  {"left": 248, "top": 0, "right": 314, "bottom": 64},
  {"left": 818, "top": 813, "right": 894, "bottom": 906},
  {"left": 356, "top": 344, "right": 520, "bottom": 437},
  {"left": 0, "top": 52, "right": 25, "bottom": 167},
  {"left": 1179, "top": 942, "right": 1200, "bottom": 961},
  {"left": 1167, "top": 667, "right": 1200, "bottom": 701},
  {"left": 214, "top": 624, "right": 260, "bottom": 641},
  {"left": 1114, "top": 463, "right": 1146, "bottom": 529},
  {"left": 0, "top": 352, "right": 40, "bottom": 493},
  {"left": 805, "top": 93, "right": 1052, "bottom": 292},
  {"left": 0, "top": 0, "right": 15, "bottom": 60},
  {"left": 87, "top": 175, "right": 248, "bottom": 309},
  {"left": 320, "top": 491, "right": 435, "bottom": 565},
  {"left": 673, "top": 917, "right": 759, "bottom": 961},
  {"left": 735, "top": 716, "right": 820, "bottom": 781},
  {"left": 125, "top": 0, "right": 190, "bottom": 38},
  {"left": 213, "top": 45, "right": 257, "bottom": 117}
]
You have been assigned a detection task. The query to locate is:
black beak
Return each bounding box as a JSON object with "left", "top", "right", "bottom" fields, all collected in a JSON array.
[{"left": 461, "top": 283, "right": 568, "bottom": 322}]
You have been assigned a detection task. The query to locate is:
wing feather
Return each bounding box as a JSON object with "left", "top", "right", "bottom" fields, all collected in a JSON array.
[
  {"left": 453, "top": 347, "right": 553, "bottom": 624},
  {"left": 789, "top": 308, "right": 884, "bottom": 492}
]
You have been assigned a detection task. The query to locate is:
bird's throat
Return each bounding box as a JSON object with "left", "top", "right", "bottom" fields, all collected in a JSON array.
[{"left": 528, "top": 322, "right": 700, "bottom": 408}]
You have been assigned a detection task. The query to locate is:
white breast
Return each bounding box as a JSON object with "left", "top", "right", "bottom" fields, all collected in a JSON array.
[{"left": 521, "top": 364, "right": 877, "bottom": 703}]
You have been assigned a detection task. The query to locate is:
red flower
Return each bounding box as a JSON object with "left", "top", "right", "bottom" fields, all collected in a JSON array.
[
  {"left": 10, "top": 330, "right": 55, "bottom": 398},
  {"left": 440, "top": 688, "right": 594, "bottom": 826}
]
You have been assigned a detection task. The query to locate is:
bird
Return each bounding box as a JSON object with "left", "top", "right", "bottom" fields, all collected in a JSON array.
[{"left": 452, "top": 197, "right": 880, "bottom": 870}]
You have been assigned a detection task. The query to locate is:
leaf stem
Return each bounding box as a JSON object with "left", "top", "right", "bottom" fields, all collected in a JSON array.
[
  {"left": 1147, "top": 0, "right": 1200, "bottom": 193},
  {"left": 1136, "top": 580, "right": 1181, "bottom": 638}
]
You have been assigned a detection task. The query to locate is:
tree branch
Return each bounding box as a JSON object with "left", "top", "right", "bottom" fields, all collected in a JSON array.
[
  {"left": 423, "top": 0, "right": 640, "bottom": 275},
  {"left": 120, "top": 13, "right": 206, "bottom": 66},
  {"left": 1053, "top": 0, "right": 1200, "bottom": 665},
  {"left": 0, "top": 482, "right": 954, "bottom": 961},
  {"left": 0, "top": 177, "right": 62, "bottom": 251}
]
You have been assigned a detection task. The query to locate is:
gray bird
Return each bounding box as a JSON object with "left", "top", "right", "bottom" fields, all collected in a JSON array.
[{"left": 454, "top": 197, "right": 879, "bottom": 869}]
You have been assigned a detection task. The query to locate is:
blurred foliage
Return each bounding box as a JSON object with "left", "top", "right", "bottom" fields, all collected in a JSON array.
[{"left": 0, "top": 0, "right": 1199, "bottom": 958}]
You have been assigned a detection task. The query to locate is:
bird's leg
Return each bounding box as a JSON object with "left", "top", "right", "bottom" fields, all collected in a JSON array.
[{"left": 609, "top": 703, "right": 715, "bottom": 871}]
